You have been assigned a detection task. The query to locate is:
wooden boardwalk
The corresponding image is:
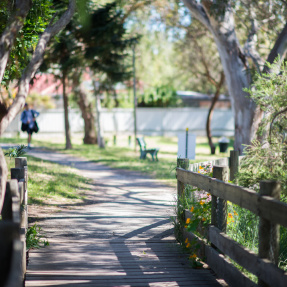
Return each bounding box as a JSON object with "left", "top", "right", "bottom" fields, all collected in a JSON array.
[{"left": 25, "top": 150, "right": 223, "bottom": 287}]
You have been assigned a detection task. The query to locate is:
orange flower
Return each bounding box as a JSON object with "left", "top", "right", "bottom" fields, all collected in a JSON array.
[
  {"left": 186, "top": 218, "right": 191, "bottom": 224},
  {"left": 234, "top": 211, "right": 238, "bottom": 216},
  {"left": 189, "top": 254, "right": 197, "bottom": 259},
  {"left": 186, "top": 243, "right": 191, "bottom": 248},
  {"left": 185, "top": 238, "right": 189, "bottom": 244},
  {"left": 184, "top": 225, "right": 187, "bottom": 228},
  {"left": 199, "top": 200, "right": 204, "bottom": 205},
  {"left": 207, "top": 193, "right": 211, "bottom": 196},
  {"left": 190, "top": 206, "right": 194, "bottom": 212},
  {"left": 228, "top": 213, "right": 233, "bottom": 219},
  {"left": 202, "top": 217, "right": 206, "bottom": 222}
]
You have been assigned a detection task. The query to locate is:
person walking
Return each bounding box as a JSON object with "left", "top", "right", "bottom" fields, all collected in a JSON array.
[{"left": 21, "top": 103, "right": 39, "bottom": 148}]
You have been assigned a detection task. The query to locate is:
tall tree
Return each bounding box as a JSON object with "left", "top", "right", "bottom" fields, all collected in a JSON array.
[
  {"left": 0, "top": 0, "right": 75, "bottom": 211},
  {"left": 182, "top": 0, "right": 287, "bottom": 153},
  {"left": 42, "top": 2, "right": 137, "bottom": 147}
]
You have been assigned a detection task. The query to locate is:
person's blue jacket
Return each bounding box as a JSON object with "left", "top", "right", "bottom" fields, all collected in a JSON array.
[{"left": 21, "top": 109, "right": 39, "bottom": 129}]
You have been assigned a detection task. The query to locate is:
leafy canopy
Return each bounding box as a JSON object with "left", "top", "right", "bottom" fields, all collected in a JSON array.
[{"left": 0, "top": 0, "right": 55, "bottom": 87}]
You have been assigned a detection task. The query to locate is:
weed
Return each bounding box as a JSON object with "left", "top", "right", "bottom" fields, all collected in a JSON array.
[{"left": 26, "top": 224, "right": 49, "bottom": 250}]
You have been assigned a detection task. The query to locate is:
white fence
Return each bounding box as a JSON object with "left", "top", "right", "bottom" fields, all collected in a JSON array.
[{"left": 4, "top": 107, "right": 234, "bottom": 137}]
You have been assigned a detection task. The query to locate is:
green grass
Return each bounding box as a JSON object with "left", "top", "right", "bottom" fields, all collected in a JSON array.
[
  {"left": 5, "top": 155, "right": 90, "bottom": 205},
  {"left": 2, "top": 135, "right": 234, "bottom": 187}
]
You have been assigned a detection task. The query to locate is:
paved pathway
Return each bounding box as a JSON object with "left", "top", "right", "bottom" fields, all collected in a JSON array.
[{"left": 24, "top": 149, "right": 223, "bottom": 287}]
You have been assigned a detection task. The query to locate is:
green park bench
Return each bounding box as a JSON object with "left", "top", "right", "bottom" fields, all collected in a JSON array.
[{"left": 136, "top": 137, "right": 159, "bottom": 161}]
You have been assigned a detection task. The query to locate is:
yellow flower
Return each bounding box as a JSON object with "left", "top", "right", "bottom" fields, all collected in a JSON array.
[
  {"left": 186, "top": 218, "right": 191, "bottom": 224},
  {"left": 234, "top": 211, "right": 238, "bottom": 216},
  {"left": 189, "top": 254, "right": 197, "bottom": 259},
  {"left": 186, "top": 243, "right": 191, "bottom": 248},
  {"left": 198, "top": 171, "right": 201, "bottom": 173},
  {"left": 202, "top": 217, "right": 206, "bottom": 222},
  {"left": 199, "top": 166, "right": 202, "bottom": 169},
  {"left": 199, "top": 200, "right": 204, "bottom": 205},
  {"left": 190, "top": 206, "right": 194, "bottom": 212},
  {"left": 185, "top": 238, "right": 189, "bottom": 244},
  {"left": 228, "top": 213, "right": 233, "bottom": 219}
]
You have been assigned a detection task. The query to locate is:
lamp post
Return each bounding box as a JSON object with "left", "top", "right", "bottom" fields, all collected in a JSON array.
[{"left": 132, "top": 43, "right": 137, "bottom": 151}]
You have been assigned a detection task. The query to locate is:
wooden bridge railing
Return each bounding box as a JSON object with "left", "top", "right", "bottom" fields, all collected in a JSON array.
[
  {"left": 176, "top": 151, "right": 287, "bottom": 287},
  {"left": 0, "top": 157, "right": 28, "bottom": 287}
]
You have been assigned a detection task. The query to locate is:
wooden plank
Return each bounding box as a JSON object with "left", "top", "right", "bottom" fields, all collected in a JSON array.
[
  {"left": 25, "top": 273, "right": 218, "bottom": 281},
  {"left": 177, "top": 168, "right": 212, "bottom": 191},
  {"left": 209, "top": 226, "right": 287, "bottom": 287},
  {"left": 205, "top": 245, "right": 255, "bottom": 287},
  {"left": 177, "top": 168, "right": 287, "bottom": 227},
  {"left": 25, "top": 279, "right": 220, "bottom": 287}
]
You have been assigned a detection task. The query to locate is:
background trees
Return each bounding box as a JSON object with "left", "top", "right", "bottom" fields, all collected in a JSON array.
[{"left": 42, "top": 1, "right": 136, "bottom": 148}]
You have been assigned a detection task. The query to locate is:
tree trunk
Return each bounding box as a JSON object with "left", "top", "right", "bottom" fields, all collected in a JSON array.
[
  {"left": 92, "top": 80, "right": 105, "bottom": 148},
  {"left": 95, "top": 92, "right": 105, "bottom": 148},
  {"left": 183, "top": 1, "right": 256, "bottom": 154},
  {"left": 62, "top": 71, "right": 72, "bottom": 149},
  {"left": 206, "top": 90, "right": 220, "bottom": 155},
  {"left": 77, "top": 88, "right": 97, "bottom": 144},
  {"left": 214, "top": 36, "right": 256, "bottom": 154},
  {"left": 205, "top": 71, "right": 225, "bottom": 155},
  {"left": 0, "top": 148, "right": 8, "bottom": 212}
]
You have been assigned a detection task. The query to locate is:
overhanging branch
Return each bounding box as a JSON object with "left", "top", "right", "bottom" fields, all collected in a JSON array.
[
  {"left": 264, "top": 21, "right": 287, "bottom": 73},
  {"left": 0, "top": 0, "right": 76, "bottom": 136},
  {"left": 0, "top": 0, "right": 31, "bottom": 83},
  {"left": 182, "top": 0, "right": 212, "bottom": 32}
]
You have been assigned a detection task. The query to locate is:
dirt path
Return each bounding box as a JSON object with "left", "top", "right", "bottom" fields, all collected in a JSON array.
[{"left": 25, "top": 148, "right": 224, "bottom": 287}]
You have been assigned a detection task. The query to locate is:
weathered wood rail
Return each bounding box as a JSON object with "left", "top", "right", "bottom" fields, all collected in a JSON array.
[
  {"left": 0, "top": 157, "right": 28, "bottom": 287},
  {"left": 176, "top": 151, "right": 287, "bottom": 287}
]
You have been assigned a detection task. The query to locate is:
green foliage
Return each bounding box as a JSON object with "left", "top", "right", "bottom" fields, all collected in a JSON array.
[
  {"left": 1, "top": 0, "right": 55, "bottom": 87},
  {"left": 4, "top": 145, "right": 27, "bottom": 159},
  {"left": 227, "top": 203, "right": 259, "bottom": 252},
  {"left": 26, "top": 224, "right": 49, "bottom": 250},
  {"left": 239, "top": 60, "right": 287, "bottom": 195},
  {"left": 138, "top": 85, "right": 182, "bottom": 107}
]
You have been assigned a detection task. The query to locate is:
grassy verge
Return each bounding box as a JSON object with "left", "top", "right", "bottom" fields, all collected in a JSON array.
[
  {"left": 2, "top": 135, "right": 234, "bottom": 187},
  {"left": 5, "top": 155, "right": 90, "bottom": 205}
]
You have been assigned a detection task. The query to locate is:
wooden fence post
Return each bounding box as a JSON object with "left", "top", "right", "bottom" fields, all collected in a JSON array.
[
  {"left": 15, "top": 157, "right": 27, "bottom": 169},
  {"left": 177, "top": 158, "right": 189, "bottom": 198},
  {"left": 1, "top": 180, "right": 20, "bottom": 222},
  {"left": 229, "top": 150, "right": 239, "bottom": 182},
  {"left": 14, "top": 157, "right": 28, "bottom": 284},
  {"left": 258, "top": 180, "right": 281, "bottom": 287},
  {"left": 11, "top": 168, "right": 25, "bottom": 182},
  {"left": 212, "top": 166, "right": 228, "bottom": 232},
  {"left": 0, "top": 221, "right": 20, "bottom": 287}
]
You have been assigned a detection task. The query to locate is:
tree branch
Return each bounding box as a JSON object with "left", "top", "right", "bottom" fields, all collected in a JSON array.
[
  {"left": 0, "top": 0, "right": 76, "bottom": 136},
  {"left": 243, "top": 8, "right": 264, "bottom": 72},
  {"left": 269, "top": 107, "right": 287, "bottom": 140},
  {"left": 0, "top": 0, "right": 31, "bottom": 83},
  {"left": 264, "top": 20, "right": 287, "bottom": 73},
  {"left": 182, "top": 0, "right": 212, "bottom": 32}
]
